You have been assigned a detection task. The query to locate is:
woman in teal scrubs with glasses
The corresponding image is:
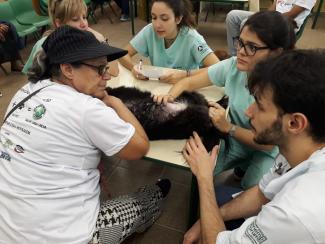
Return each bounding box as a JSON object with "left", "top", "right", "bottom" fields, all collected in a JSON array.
[{"left": 154, "top": 11, "right": 296, "bottom": 189}]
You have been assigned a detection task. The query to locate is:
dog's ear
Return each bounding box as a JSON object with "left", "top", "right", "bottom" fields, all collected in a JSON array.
[{"left": 217, "top": 95, "right": 229, "bottom": 109}]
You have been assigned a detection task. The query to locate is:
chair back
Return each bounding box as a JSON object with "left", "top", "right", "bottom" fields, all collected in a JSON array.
[
  {"left": 9, "top": 0, "right": 50, "bottom": 27},
  {"left": 39, "top": 0, "right": 49, "bottom": 16},
  {"left": 312, "top": 0, "right": 324, "bottom": 29},
  {"left": 32, "top": 0, "right": 43, "bottom": 16},
  {"left": 0, "top": 2, "right": 17, "bottom": 22},
  {"left": 9, "top": 0, "right": 35, "bottom": 17},
  {"left": 0, "top": 2, "right": 38, "bottom": 37}
]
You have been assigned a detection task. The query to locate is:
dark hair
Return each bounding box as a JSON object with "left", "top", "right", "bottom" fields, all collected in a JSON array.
[
  {"left": 151, "top": 0, "right": 197, "bottom": 29},
  {"left": 242, "top": 11, "right": 296, "bottom": 51},
  {"left": 248, "top": 49, "right": 325, "bottom": 142}
]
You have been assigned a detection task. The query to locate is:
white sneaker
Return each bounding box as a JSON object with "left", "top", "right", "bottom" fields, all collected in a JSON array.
[{"left": 120, "top": 14, "right": 130, "bottom": 22}]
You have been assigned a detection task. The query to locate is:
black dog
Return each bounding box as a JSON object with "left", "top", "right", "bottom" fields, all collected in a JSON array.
[{"left": 106, "top": 86, "right": 228, "bottom": 151}]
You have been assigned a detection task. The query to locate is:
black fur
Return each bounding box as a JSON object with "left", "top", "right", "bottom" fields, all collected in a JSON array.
[{"left": 106, "top": 86, "right": 228, "bottom": 151}]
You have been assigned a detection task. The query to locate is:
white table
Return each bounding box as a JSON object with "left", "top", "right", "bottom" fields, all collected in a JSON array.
[{"left": 108, "top": 64, "right": 225, "bottom": 225}]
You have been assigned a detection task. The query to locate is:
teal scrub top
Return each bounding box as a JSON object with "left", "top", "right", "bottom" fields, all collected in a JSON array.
[
  {"left": 130, "top": 24, "right": 213, "bottom": 70},
  {"left": 22, "top": 36, "right": 47, "bottom": 74},
  {"left": 208, "top": 57, "right": 279, "bottom": 158}
]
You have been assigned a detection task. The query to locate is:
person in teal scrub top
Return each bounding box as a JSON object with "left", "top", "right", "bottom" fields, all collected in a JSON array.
[
  {"left": 119, "top": 0, "right": 219, "bottom": 83},
  {"left": 154, "top": 11, "right": 296, "bottom": 190}
]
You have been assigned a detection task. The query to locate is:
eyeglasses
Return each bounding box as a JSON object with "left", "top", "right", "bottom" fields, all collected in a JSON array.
[
  {"left": 79, "top": 62, "right": 110, "bottom": 76},
  {"left": 233, "top": 37, "right": 269, "bottom": 56}
]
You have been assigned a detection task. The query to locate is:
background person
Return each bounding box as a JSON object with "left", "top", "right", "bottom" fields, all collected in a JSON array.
[
  {"left": 119, "top": 0, "right": 219, "bottom": 83},
  {"left": 0, "top": 26, "right": 170, "bottom": 244},
  {"left": 0, "top": 20, "right": 24, "bottom": 73},
  {"left": 114, "top": 0, "right": 130, "bottom": 21},
  {"left": 23, "top": 0, "right": 119, "bottom": 76},
  {"left": 183, "top": 49, "right": 325, "bottom": 244},
  {"left": 226, "top": 0, "right": 316, "bottom": 56}
]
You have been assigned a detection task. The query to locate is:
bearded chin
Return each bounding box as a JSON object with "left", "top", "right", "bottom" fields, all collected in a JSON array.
[{"left": 254, "top": 119, "right": 283, "bottom": 145}]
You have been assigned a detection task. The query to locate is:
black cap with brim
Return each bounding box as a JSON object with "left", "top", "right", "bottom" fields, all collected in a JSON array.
[
  {"left": 51, "top": 42, "right": 128, "bottom": 64},
  {"left": 42, "top": 26, "right": 128, "bottom": 64}
]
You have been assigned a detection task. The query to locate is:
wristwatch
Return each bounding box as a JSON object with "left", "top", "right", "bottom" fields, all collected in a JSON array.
[{"left": 228, "top": 125, "right": 236, "bottom": 137}]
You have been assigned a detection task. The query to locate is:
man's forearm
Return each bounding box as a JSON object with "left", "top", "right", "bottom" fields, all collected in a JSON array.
[
  {"left": 220, "top": 185, "right": 269, "bottom": 221},
  {"left": 198, "top": 177, "right": 225, "bottom": 244},
  {"left": 282, "top": 6, "right": 306, "bottom": 20},
  {"left": 268, "top": 0, "right": 306, "bottom": 19}
]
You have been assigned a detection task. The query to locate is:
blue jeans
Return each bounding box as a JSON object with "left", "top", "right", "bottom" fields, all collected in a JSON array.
[
  {"left": 226, "top": 10, "right": 253, "bottom": 56},
  {"left": 114, "top": 0, "right": 129, "bottom": 15},
  {"left": 0, "top": 20, "right": 24, "bottom": 49},
  {"left": 215, "top": 185, "right": 245, "bottom": 230}
]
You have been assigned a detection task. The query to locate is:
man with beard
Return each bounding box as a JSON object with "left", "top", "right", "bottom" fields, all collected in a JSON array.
[{"left": 182, "top": 49, "right": 325, "bottom": 244}]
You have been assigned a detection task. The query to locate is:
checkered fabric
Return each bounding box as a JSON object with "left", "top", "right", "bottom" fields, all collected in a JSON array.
[{"left": 90, "top": 184, "right": 163, "bottom": 244}]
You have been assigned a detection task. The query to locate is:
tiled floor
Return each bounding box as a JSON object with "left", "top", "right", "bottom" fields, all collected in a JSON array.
[
  {"left": 99, "top": 154, "right": 193, "bottom": 243},
  {"left": 1, "top": 4, "right": 325, "bottom": 243}
]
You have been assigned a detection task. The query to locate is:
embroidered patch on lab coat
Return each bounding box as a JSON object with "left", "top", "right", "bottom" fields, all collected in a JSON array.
[{"left": 245, "top": 219, "right": 267, "bottom": 244}]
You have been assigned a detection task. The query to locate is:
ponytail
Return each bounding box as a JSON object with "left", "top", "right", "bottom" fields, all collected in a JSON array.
[
  {"left": 27, "top": 50, "right": 62, "bottom": 83},
  {"left": 27, "top": 49, "right": 50, "bottom": 83}
]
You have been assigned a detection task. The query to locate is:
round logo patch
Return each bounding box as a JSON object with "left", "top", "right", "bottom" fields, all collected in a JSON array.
[{"left": 33, "top": 104, "right": 46, "bottom": 120}]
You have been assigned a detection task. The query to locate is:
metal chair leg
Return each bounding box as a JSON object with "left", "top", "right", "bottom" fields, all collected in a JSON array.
[
  {"left": 205, "top": 3, "right": 210, "bottom": 22},
  {"left": 193, "top": 0, "right": 200, "bottom": 24},
  {"left": 130, "top": 0, "right": 135, "bottom": 35},
  {"left": 312, "top": 0, "right": 324, "bottom": 29},
  {"left": 146, "top": 0, "right": 150, "bottom": 23}
]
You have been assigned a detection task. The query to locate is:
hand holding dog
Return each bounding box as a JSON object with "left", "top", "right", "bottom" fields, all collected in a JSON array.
[
  {"left": 152, "top": 94, "right": 175, "bottom": 105},
  {"left": 183, "top": 132, "right": 218, "bottom": 181},
  {"left": 208, "top": 102, "right": 232, "bottom": 133}
]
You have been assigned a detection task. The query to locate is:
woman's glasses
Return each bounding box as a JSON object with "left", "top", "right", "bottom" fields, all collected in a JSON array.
[
  {"left": 233, "top": 37, "right": 269, "bottom": 56},
  {"left": 79, "top": 62, "right": 110, "bottom": 76}
]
